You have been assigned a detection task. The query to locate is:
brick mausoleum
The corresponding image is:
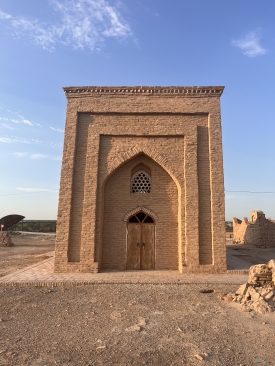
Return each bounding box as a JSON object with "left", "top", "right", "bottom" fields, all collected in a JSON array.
[{"left": 54, "top": 86, "right": 226, "bottom": 274}]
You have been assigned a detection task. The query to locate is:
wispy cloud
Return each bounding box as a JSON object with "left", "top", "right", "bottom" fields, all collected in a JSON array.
[
  {"left": 0, "top": 0, "right": 132, "bottom": 51},
  {"left": 1, "top": 123, "right": 14, "bottom": 130},
  {"left": 13, "top": 152, "right": 28, "bottom": 157},
  {"left": 0, "top": 107, "right": 39, "bottom": 127},
  {"left": 232, "top": 29, "right": 267, "bottom": 57},
  {"left": 30, "top": 153, "right": 48, "bottom": 159},
  {"left": 0, "top": 136, "right": 62, "bottom": 148},
  {"left": 23, "top": 119, "right": 34, "bottom": 126},
  {"left": 16, "top": 187, "right": 52, "bottom": 192},
  {"left": 0, "top": 10, "right": 11, "bottom": 19},
  {"left": 13, "top": 152, "right": 63, "bottom": 161},
  {"left": 0, "top": 137, "right": 15, "bottom": 143},
  {"left": 50, "top": 127, "right": 64, "bottom": 133},
  {"left": 0, "top": 136, "right": 37, "bottom": 144},
  {"left": 7, "top": 110, "right": 24, "bottom": 119}
]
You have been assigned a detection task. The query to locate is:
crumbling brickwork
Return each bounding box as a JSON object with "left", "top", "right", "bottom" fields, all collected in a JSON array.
[
  {"left": 248, "top": 261, "right": 274, "bottom": 287},
  {"left": 54, "top": 86, "right": 226, "bottom": 273},
  {"left": 0, "top": 232, "right": 13, "bottom": 247},
  {"left": 233, "top": 210, "right": 275, "bottom": 248}
]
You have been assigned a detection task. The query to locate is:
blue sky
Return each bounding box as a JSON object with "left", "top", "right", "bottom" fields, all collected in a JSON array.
[{"left": 0, "top": 0, "right": 274, "bottom": 220}]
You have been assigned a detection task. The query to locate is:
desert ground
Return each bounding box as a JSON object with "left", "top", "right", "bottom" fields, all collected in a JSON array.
[
  {"left": 0, "top": 233, "right": 55, "bottom": 278},
  {"left": 0, "top": 233, "right": 275, "bottom": 366}
]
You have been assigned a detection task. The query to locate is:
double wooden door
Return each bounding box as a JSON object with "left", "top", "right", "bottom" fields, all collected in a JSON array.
[{"left": 127, "top": 223, "right": 155, "bottom": 270}]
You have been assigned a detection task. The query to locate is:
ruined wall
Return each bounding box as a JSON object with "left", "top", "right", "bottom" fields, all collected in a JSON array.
[
  {"left": 233, "top": 211, "right": 275, "bottom": 248},
  {"left": 233, "top": 218, "right": 245, "bottom": 244},
  {"left": 0, "top": 232, "right": 13, "bottom": 247}
]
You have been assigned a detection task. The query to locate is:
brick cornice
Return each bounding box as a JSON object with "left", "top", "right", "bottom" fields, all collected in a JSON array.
[{"left": 63, "top": 86, "right": 224, "bottom": 98}]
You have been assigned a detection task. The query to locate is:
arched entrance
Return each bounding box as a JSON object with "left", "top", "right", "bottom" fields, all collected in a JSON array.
[
  {"left": 127, "top": 211, "right": 155, "bottom": 270},
  {"left": 101, "top": 153, "right": 178, "bottom": 271}
]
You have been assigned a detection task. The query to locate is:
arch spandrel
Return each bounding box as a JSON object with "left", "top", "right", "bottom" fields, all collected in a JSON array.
[{"left": 103, "top": 145, "right": 180, "bottom": 191}]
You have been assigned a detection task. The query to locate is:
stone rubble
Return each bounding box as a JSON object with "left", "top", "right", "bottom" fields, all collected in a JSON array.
[
  {"left": 221, "top": 259, "right": 275, "bottom": 314},
  {"left": 0, "top": 232, "right": 13, "bottom": 247}
]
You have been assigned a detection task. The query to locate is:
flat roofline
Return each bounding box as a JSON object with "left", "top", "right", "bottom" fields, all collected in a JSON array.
[{"left": 63, "top": 86, "right": 224, "bottom": 97}]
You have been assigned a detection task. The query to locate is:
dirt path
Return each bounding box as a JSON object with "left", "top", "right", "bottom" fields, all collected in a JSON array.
[
  {"left": 226, "top": 242, "right": 275, "bottom": 270},
  {"left": 0, "top": 233, "right": 55, "bottom": 277},
  {"left": 0, "top": 284, "right": 274, "bottom": 366}
]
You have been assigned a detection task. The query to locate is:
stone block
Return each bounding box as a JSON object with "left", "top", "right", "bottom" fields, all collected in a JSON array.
[
  {"left": 235, "top": 283, "right": 247, "bottom": 296},
  {"left": 267, "top": 259, "right": 275, "bottom": 269},
  {"left": 263, "top": 291, "right": 274, "bottom": 302},
  {"left": 247, "top": 287, "right": 260, "bottom": 302}
]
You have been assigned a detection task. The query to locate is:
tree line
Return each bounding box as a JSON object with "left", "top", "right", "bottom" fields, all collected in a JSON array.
[{"left": 8, "top": 220, "right": 56, "bottom": 233}]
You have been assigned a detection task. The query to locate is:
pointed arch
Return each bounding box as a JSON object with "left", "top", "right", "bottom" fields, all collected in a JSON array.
[{"left": 100, "top": 146, "right": 181, "bottom": 271}]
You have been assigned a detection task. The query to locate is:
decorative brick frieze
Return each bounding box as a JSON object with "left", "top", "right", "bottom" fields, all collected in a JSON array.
[{"left": 63, "top": 86, "right": 224, "bottom": 97}]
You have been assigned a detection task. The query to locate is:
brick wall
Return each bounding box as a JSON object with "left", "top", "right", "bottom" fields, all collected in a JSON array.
[{"left": 54, "top": 86, "right": 226, "bottom": 273}]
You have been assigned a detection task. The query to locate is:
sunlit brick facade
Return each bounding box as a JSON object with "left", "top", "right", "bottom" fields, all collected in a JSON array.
[{"left": 54, "top": 86, "right": 226, "bottom": 273}]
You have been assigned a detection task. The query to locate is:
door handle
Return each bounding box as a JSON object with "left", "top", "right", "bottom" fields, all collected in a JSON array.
[
  {"left": 137, "top": 242, "right": 140, "bottom": 247},
  {"left": 142, "top": 243, "right": 145, "bottom": 248}
]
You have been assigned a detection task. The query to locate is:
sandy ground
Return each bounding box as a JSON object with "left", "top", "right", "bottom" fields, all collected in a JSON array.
[
  {"left": 0, "top": 233, "right": 275, "bottom": 365},
  {"left": 0, "top": 284, "right": 275, "bottom": 366},
  {"left": 226, "top": 241, "right": 275, "bottom": 270},
  {"left": 0, "top": 233, "right": 55, "bottom": 277}
]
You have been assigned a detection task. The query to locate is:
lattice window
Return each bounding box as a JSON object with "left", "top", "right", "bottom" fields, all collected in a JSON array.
[{"left": 131, "top": 170, "right": 151, "bottom": 193}]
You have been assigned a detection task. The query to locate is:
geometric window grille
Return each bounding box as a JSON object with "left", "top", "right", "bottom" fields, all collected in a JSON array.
[{"left": 131, "top": 170, "right": 151, "bottom": 193}]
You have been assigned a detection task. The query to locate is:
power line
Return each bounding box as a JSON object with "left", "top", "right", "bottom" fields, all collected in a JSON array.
[
  {"left": 225, "top": 190, "right": 275, "bottom": 194},
  {"left": 1, "top": 189, "right": 274, "bottom": 196}
]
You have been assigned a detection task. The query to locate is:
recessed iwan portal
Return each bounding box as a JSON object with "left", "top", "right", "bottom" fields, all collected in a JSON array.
[{"left": 54, "top": 86, "right": 227, "bottom": 274}]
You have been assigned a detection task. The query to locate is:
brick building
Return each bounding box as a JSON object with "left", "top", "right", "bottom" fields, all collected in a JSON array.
[
  {"left": 233, "top": 210, "right": 275, "bottom": 248},
  {"left": 54, "top": 86, "right": 226, "bottom": 273}
]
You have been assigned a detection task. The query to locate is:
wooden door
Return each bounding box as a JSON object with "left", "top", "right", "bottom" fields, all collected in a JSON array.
[
  {"left": 127, "top": 223, "right": 155, "bottom": 270},
  {"left": 141, "top": 224, "right": 155, "bottom": 270},
  {"left": 127, "top": 224, "right": 141, "bottom": 269}
]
